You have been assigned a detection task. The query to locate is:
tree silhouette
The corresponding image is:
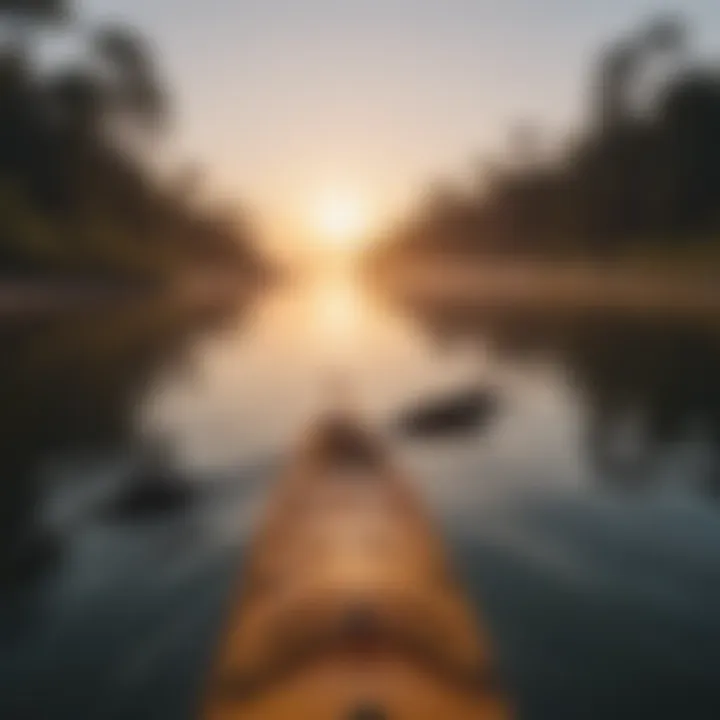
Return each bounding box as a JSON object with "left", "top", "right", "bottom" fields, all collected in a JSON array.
[
  {"left": 0, "top": 1, "right": 267, "bottom": 282},
  {"left": 0, "top": 0, "right": 68, "bottom": 54},
  {"left": 93, "top": 25, "right": 167, "bottom": 134},
  {"left": 375, "top": 15, "right": 720, "bottom": 268}
]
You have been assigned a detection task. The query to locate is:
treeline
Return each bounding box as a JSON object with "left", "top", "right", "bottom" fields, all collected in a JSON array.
[
  {"left": 0, "top": 0, "right": 267, "bottom": 283},
  {"left": 377, "top": 17, "right": 720, "bottom": 266}
]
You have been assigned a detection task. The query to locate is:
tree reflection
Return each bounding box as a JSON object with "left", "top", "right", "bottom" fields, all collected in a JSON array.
[
  {"left": 399, "top": 297, "right": 720, "bottom": 496},
  {"left": 0, "top": 296, "right": 249, "bottom": 580}
]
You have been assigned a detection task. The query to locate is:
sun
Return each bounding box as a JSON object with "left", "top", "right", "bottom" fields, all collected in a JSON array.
[{"left": 312, "top": 192, "right": 371, "bottom": 251}]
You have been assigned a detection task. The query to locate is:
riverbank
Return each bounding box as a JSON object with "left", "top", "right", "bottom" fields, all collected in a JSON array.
[
  {"left": 369, "top": 257, "right": 720, "bottom": 319},
  {"left": 0, "top": 272, "right": 269, "bottom": 318}
]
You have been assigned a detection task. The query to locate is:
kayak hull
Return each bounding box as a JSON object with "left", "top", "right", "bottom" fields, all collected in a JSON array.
[{"left": 202, "top": 416, "right": 510, "bottom": 720}]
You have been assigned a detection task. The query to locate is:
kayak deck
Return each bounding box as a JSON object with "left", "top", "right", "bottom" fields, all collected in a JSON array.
[{"left": 202, "top": 416, "right": 510, "bottom": 720}]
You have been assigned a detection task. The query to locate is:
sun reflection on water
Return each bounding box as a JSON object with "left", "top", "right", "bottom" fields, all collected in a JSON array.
[{"left": 308, "top": 268, "right": 366, "bottom": 355}]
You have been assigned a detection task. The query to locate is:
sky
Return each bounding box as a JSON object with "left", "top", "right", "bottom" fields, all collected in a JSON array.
[{"left": 79, "top": 0, "right": 720, "bottom": 253}]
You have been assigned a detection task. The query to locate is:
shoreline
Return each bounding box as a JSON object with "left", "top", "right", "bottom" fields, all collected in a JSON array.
[
  {"left": 0, "top": 275, "right": 265, "bottom": 318},
  {"left": 371, "top": 258, "right": 720, "bottom": 319}
]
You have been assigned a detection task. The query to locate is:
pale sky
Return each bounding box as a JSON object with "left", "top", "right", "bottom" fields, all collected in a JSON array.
[{"left": 79, "top": 0, "right": 720, "bottom": 251}]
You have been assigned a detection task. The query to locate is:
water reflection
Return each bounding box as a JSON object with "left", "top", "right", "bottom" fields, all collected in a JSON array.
[
  {"left": 2, "top": 274, "right": 720, "bottom": 719},
  {"left": 399, "top": 299, "right": 720, "bottom": 498},
  {"left": 0, "top": 297, "right": 250, "bottom": 579}
]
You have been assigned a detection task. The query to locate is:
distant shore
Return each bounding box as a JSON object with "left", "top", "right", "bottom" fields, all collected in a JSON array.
[
  {"left": 371, "top": 258, "right": 720, "bottom": 318},
  {"left": 0, "top": 274, "right": 263, "bottom": 318},
  {"left": 0, "top": 280, "right": 130, "bottom": 316}
]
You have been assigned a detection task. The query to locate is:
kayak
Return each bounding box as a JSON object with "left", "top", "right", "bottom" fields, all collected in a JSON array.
[{"left": 201, "top": 414, "right": 510, "bottom": 720}]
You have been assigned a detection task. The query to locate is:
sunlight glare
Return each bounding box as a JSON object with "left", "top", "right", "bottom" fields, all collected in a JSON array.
[
  {"left": 312, "top": 191, "right": 371, "bottom": 251},
  {"left": 311, "top": 272, "right": 362, "bottom": 349}
]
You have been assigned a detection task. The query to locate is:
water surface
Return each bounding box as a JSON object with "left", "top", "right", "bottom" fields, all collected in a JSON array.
[{"left": 2, "top": 271, "right": 720, "bottom": 719}]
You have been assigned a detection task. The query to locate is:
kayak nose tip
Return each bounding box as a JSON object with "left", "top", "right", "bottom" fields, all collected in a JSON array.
[
  {"left": 346, "top": 702, "right": 388, "bottom": 720},
  {"left": 311, "top": 414, "right": 385, "bottom": 471}
]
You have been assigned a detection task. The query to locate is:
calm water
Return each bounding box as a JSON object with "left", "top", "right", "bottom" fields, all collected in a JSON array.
[{"left": 2, "top": 270, "right": 720, "bottom": 719}]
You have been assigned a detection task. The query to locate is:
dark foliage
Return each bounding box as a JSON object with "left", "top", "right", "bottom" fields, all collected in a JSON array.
[
  {"left": 376, "top": 17, "right": 720, "bottom": 266},
  {"left": 0, "top": 1, "right": 267, "bottom": 283}
]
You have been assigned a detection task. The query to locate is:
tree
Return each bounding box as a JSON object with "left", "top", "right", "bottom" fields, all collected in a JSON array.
[
  {"left": 0, "top": 0, "right": 265, "bottom": 281},
  {"left": 93, "top": 25, "right": 167, "bottom": 134},
  {"left": 372, "top": 15, "right": 720, "bottom": 266},
  {"left": 596, "top": 40, "right": 639, "bottom": 130},
  {"left": 0, "top": 0, "right": 69, "bottom": 53}
]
